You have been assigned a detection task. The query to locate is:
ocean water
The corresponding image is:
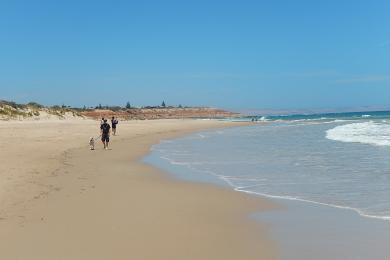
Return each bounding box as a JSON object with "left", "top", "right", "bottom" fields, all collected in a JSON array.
[{"left": 145, "top": 111, "right": 390, "bottom": 222}]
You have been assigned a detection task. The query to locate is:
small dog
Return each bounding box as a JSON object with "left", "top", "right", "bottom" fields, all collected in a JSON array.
[{"left": 89, "top": 137, "right": 95, "bottom": 150}]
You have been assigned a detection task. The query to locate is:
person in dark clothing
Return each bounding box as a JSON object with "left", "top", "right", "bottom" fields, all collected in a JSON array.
[
  {"left": 100, "top": 119, "right": 111, "bottom": 149},
  {"left": 111, "top": 116, "right": 118, "bottom": 136}
]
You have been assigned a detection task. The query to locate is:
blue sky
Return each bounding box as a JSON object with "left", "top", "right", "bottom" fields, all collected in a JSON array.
[{"left": 1, "top": 0, "right": 390, "bottom": 110}]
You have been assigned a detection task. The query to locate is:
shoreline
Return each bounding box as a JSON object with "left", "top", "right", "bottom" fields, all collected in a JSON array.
[
  {"left": 146, "top": 121, "right": 390, "bottom": 260},
  {"left": 0, "top": 119, "right": 278, "bottom": 259}
]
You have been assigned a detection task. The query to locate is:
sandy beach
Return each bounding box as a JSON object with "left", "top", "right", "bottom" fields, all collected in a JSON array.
[{"left": 0, "top": 119, "right": 277, "bottom": 260}]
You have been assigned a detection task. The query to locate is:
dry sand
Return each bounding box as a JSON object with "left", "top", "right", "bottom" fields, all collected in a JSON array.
[{"left": 0, "top": 119, "right": 277, "bottom": 259}]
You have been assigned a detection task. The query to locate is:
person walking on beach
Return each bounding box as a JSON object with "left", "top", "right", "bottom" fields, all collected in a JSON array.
[
  {"left": 111, "top": 116, "right": 118, "bottom": 136},
  {"left": 100, "top": 119, "right": 111, "bottom": 150},
  {"left": 100, "top": 117, "right": 105, "bottom": 125}
]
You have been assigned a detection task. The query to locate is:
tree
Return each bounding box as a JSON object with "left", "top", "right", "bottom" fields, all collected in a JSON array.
[
  {"left": 83, "top": 105, "right": 86, "bottom": 110},
  {"left": 27, "top": 102, "right": 43, "bottom": 109},
  {"left": 161, "top": 101, "right": 166, "bottom": 107},
  {"left": 98, "top": 104, "right": 102, "bottom": 109},
  {"left": 178, "top": 104, "right": 183, "bottom": 108},
  {"left": 126, "top": 101, "right": 131, "bottom": 109}
]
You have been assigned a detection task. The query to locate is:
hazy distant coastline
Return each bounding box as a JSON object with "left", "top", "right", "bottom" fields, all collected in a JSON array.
[{"left": 240, "top": 106, "right": 390, "bottom": 116}]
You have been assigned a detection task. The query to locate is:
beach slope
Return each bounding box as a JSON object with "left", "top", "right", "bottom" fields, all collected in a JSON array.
[{"left": 0, "top": 119, "right": 277, "bottom": 260}]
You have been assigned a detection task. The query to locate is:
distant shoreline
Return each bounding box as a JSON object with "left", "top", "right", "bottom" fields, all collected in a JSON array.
[{"left": 0, "top": 100, "right": 240, "bottom": 121}]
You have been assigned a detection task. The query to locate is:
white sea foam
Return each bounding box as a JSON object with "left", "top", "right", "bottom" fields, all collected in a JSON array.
[
  {"left": 148, "top": 123, "right": 390, "bottom": 223},
  {"left": 236, "top": 188, "right": 390, "bottom": 221},
  {"left": 326, "top": 121, "right": 390, "bottom": 146}
]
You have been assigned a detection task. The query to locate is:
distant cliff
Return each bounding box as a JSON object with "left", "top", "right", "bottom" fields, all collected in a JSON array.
[
  {"left": 0, "top": 100, "right": 239, "bottom": 121},
  {"left": 82, "top": 107, "right": 239, "bottom": 120}
]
